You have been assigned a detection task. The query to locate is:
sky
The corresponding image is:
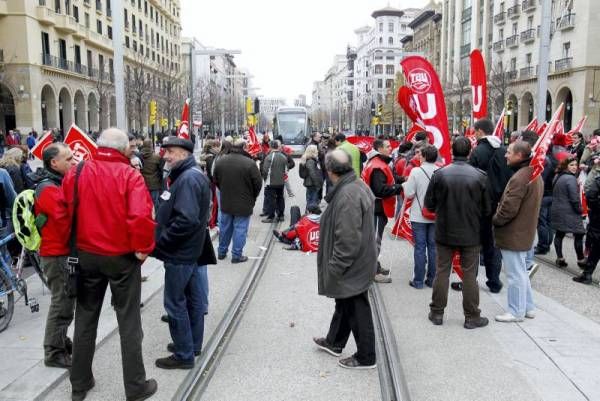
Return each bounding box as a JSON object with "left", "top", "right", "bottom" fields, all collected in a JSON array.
[{"left": 181, "top": 0, "right": 430, "bottom": 105}]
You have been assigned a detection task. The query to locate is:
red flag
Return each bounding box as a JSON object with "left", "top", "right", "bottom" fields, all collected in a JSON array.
[
  {"left": 391, "top": 198, "right": 414, "bottom": 245},
  {"left": 579, "top": 172, "right": 588, "bottom": 218},
  {"left": 246, "top": 125, "right": 261, "bottom": 157},
  {"left": 451, "top": 251, "right": 464, "bottom": 280},
  {"left": 397, "top": 86, "right": 423, "bottom": 125},
  {"left": 530, "top": 103, "right": 565, "bottom": 183},
  {"left": 567, "top": 115, "right": 587, "bottom": 136},
  {"left": 536, "top": 122, "right": 548, "bottom": 136},
  {"left": 64, "top": 124, "right": 98, "bottom": 163},
  {"left": 401, "top": 56, "right": 451, "bottom": 164},
  {"left": 177, "top": 98, "right": 190, "bottom": 140},
  {"left": 346, "top": 136, "right": 374, "bottom": 154},
  {"left": 404, "top": 124, "right": 428, "bottom": 143},
  {"left": 524, "top": 118, "right": 538, "bottom": 132},
  {"left": 470, "top": 49, "right": 487, "bottom": 121},
  {"left": 464, "top": 126, "right": 478, "bottom": 149},
  {"left": 493, "top": 108, "right": 505, "bottom": 140},
  {"left": 30, "top": 130, "right": 55, "bottom": 160}
]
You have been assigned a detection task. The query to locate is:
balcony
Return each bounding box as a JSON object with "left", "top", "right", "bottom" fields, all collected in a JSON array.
[
  {"left": 55, "top": 14, "right": 78, "bottom": 33},
  {"left": 460, "top": 43, "right": 471, "bottom": 57},
  {"left": 36, "top": 4, "right": 56, "bottom": 25},
  {"left": 520, "top": 66, "right": 535, "bottom": 79},
  {"left": 555, "top": 57, "right": 573, "bottom": 72},
  {"left": 40, "top": 53, "right": 75, "bottom": 72},
  {"left": 507, "top": 4, "right": 520, "bottom": 19},
  {"left": 522, "top": 0, "right": 536, "bottom": 12},
  {"left": 493, "top": 40, "right": 505, "bottom": 52},
  {"left": 506, "top": 34, "right": 519, "bottom": 48},
  {"left": 556, "top": 13, "right": 575, "bottom": 31},
  {"left": 521, "top": 28, "right": 536, "bottom": 43},
  {"left": 494, "top": 11, "right": 506, "bottom": 25},
  {"left": 462, "top": 6, "right": 472, "bottom": 22},
  {"left": 84, "top": 29, "right": 113, "bottom": 52},
  {"left": 507, "top": 70, "right": 518, "bottom": 80},
  {"left": 73, "top": 24, "right": 87, "bottom": 39},
  {"left": 0, "top": 0, "right": 8, "bottom": 16}
]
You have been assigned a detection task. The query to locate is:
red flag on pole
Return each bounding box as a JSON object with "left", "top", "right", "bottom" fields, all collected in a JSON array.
[
  {"left": 397, "top": 85, "right": 424, "bottom": 125},
  {"left": 529, "top": 103, "right": 565, "bottom": 183},
  {"left": 401, "top": 56, "right": 451, "bottom": 164},
  {"left": 536, "top": 122, "right": 548, "bottom": 136},
  {"left": 177, "top": 98, "right": 190, "bottom": 140},
  {"left": 246, "top": 125, "right": 261, "bottom": 157},
  {"left": 567, "top": 115, "right": 587, "bottom": 136},
  {"left": 493, "top": 108, "right": 505, "bottom": 140},
  {"left": 465, "top": 126, "right": 478, "bottom": 149},
  {"left": 30, "top": 130, "right": 55, "bottom": 160},
  {"left": 524, "top": 118, "right": 538, "bottom": 132},
  {"left": 64, "top": 123, "right": 98, "bottom": 163},
  {"left": 391, "top": 198, "right": 414, "bottom": 244},
  {"left": 470, "top": 49, "right": 487, "bottom": 121}
]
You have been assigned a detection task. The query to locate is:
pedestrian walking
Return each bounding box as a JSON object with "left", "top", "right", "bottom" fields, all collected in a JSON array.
[
  {"left": 493, "top": 140, "right": 543, "bottom": 322},
  {"left": 213, "top": 138, "right": 262, "bottom": 263},
  {"left": 139, "top": 139, "right": 164, "bottom": 209},
  {"left": 27, "top": 131, "right": 36, "bottom": 160},
  {"left": 62, "top": 128, "right": 157, "bottom": 401},
  {"left": 574, "top": 171, "right": 600, "bottom": 284},
  {"left": 261, "top": 140, "right": 289, "bottom": 223},
  {"left": 154, "top": 134, "right": 215, "bottom": 369},
  {"left": 403, "top": 145, "right": 439, "bottom": 289},
  {"left": 534, "top": 146, "right": 560, "bottom": 255},
  {"left": 550, "top": 156, "right": 587, "bottom": 268},
  {"left": 298, "top": 144, "right": 323, "bottom": 211},
  {"left": 424, "top": 137, "right": 490, "bottom": 329},
  {"left": 32, "top": 143, "right": 77, "bottom": 368},
  {"left": 361, "top": 139, "right": 401, "bottom": 283},
  {"left": 313, "top": 149, "right": 378, "bottom": 369}
]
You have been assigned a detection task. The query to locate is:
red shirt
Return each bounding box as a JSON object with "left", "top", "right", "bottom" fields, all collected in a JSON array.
[
  {"left": 35, "top": 181, "right": 70, "bottom": 257},
  {"left": 62, "top": 147, "right": 155, "bottom": 256}
]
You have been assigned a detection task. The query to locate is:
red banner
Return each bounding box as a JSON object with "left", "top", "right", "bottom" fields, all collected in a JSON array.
[
  {"left": 524, "top": 118, "right": 538, "bottom": 132},
  {"left": 31, "top": 130, "right": 54, "bottom": 160},
  {"left": 401, "top": 56, "right": 451, "bottom": 164},
  {"left": 536, "top": 122, "right": 548, "bottom": 136},
  {"left": 64, "top": 124, "right": 98, "bottom": 163},
  {"left": 470, "top": 49, "right": 487, "bottom": 121},
  {"left": 346, "top": 136, "right": 400, "bottom": 154},
  {"left": 397, "top": 85, "right": 423, "bottom": 125},
  {"left": 464, "top": 126, "right": 478, "bottom": 149},
  {"left": 246, "top": 125, "right": 261, "bottom": 157},
  {"left": 404, "top": 124, "right": 427, "bottom": 143},
  {"left": 493, "top": 108, "right": 505, "bottom": 140},
  {"left": 391, "top": 198, "right": 414, "bottom": 244},
  {"left": 177, "top": 98, "right": 190, "bottom": 139},
  {"left": 530, "top": 103, "right": 565, "bottom": 183},
  {"left": 567, "top": 115, "right": 587, "bottom": 136}
]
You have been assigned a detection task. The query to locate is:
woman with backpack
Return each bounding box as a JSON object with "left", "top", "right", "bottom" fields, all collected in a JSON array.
[
  {"left": 298, "top": 145, "right": 323, "bottom": 212},
  {"left": 551, "top": 156, "right": 586, "bottom": 268}
]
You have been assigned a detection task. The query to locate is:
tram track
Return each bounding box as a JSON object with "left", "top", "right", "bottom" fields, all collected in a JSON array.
[
  {"left": 172, "top": 221, "right": 279, "bottom": 401},
  {"left": 534, "top": 255, "right": 599, "bottom": 286}
]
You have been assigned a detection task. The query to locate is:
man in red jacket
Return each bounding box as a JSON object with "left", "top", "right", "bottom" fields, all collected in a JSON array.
[
  {"left": 35, "top": 143, "right": 76, "bottom": 369},
  {"left": 62, "top": 128, "right": 157, "bottom": 401}
]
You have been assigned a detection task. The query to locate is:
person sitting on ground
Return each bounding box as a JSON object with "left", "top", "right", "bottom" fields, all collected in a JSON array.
[{"left": 273, "top": 206, "right": 321, "bottom": 252}]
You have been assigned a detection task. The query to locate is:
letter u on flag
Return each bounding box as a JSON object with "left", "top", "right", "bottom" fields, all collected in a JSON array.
[{"left": 470, "top": 49, "right": 487, "bottom": 121}]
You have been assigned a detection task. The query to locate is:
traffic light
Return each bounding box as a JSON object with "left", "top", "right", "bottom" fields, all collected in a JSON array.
[
  {"left": 246, "top": 97, "right": 253, "bottom": 114},
  {"left": 149, "top": 100, "right": 157, "bottom": 125},
  {"left": 377, "top": 104, "right": 383, "bottom": 116},
  {"left": 371, "top": 101, "right": 376, "bottom": 116},
  {"left": 254, "top": 99, "right": 260, "bottom": 114}
]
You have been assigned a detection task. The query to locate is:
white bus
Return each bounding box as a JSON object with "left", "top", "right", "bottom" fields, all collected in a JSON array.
[{"left": 274, "top": 106, "right": 309, "bottom": 156}]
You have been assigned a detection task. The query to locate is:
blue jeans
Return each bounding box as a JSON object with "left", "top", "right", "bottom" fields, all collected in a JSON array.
[
  {"left": 411, "top": 222, "right": 436, "bottom": 287},
  {"left": 536, "top": 196, "right": 554, "bottom": 252},
  {"left": 499, "top": 249, "right": 535, "bottom": 318},
  {"left": 525, "top": 246, "right": 534, "bottom": 268},
  {"left": 163, "top": 263, "right": 209, "bottom": 362},
  {"left": 150, "top": 190, "right": 160, "bottom": 211},
  {"left": 218, "top": 213, "right": 250, "bottom": 259},
  {"left": 305, "top": 187, "right": 320, "bottom": 211}
]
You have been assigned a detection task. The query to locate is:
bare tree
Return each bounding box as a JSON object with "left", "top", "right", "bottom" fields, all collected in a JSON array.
[
  {"left": 488, "top": 61, "right": 510, "bottom": 118},
  {"left": 94, "top": 59, "right": 113, "bottom": 131},
  {"left": 125, "top": 50, "right": 148, "bottom": 133}
]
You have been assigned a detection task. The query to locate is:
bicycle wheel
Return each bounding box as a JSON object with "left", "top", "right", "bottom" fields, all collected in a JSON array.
[
  {"left": 0, "top": 268, "right": 15, "bottom": 333},
  {"left": 27, "top": 251, "right": 48, "bottom": 289}
]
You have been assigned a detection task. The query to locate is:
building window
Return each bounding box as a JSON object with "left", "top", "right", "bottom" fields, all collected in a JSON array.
[
  {"left": 379, "top": 22, "right": 383, "bottom": 32},
  {"left": 563, "top": 42, "right": 570, "bottom": 57},
  {"left": 386, "top": 79, "right": 394, "bottom": 88},
  {"left": 97, "top": 19, "right": 102, "bottom": 34},
  {"left": 377, "top": 79, "right": 383, "bottom": 89},
  {"left": 526, "top": 53, "right": 532, "bottom": 64},
  {"left": 108, "top": 26, "right": 112, "bottom": 39},
  {"left": 374, "top": 64, "right": 383, "bottom": 74},
  {"left": 388, "top": 37, "right": 393, "bottom": 45},
  {"left": 125, "top": 36, "right": 130, "bottom": 47},
  {"left": 379, "top": 37, "right": 383, "bottom": 45},
  {"left": 510, "top": 57, "right": 516, "bottom": 71},
  {"left": 388, "top": 22, "right": 394, "bottom": 32},
  {"left": 386, "top": 65, "right": 395, "bottom": 74},
  {"left": 401, "top": 24, "right": 407, "bottom": 30},
  {"left": 73, "top": 6, "right": 79, "bottom": 22},
  {"left": 527, "top": 15, "right": 533, "bottom": 29},
  {"left": 512, "top": 22, "right": 518, "bottom": 35},
  {"left": 85, "top": 12, "right": 90, "bottom": 28}
]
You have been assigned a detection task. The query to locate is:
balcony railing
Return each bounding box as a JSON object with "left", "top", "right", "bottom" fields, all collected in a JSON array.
[
  {"left": 507, "top": 4, "right": 520, "bottom": 19},
  {"left": 462, "top": 6, "right": 472, "bottom": 22},
  {"left": 493, "top": 40, "right": 505, "bottom": 52},
  {"left": 556, "top": 13, "right": 575, "bottom": 31},
  {"left": 555, "top": 57, "right": 573, "bottom": 72},
  {"left": 494, "top": 11, "right": 506, "bottom": 24},
  {"left": 506, "top": 34, "right": 519, "bottom": 48},
  {"left": 460, "top": 43, "right": 471, "bottom": 57},
  {"left": 507, "top": 70, "right": 518, "bottom": 80},
  {"left": 521, "top": 28, "right": 536, "bottom": 43},
  {"left": 41, "top": 53, "right": 112, "bottom": 80},
  {"left": 522, "top": 0, "right": 536, "bottom": 12},
  {"left": 520, "top": 66, "right": 535, "bottom": 79}
]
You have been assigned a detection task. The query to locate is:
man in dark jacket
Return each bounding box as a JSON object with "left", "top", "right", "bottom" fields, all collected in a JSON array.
[
  {"left": 213, "top": 139, "right": 262, "bottom": 263},
  {"left": 361, "top": 139, "right": 401, "bottom": 283},
  {"left": 261, "top": 140, "right": 289, "bottom": 223},
  {"left": 468, "top": 118, "right": 505, "bottom": 293},
  {"left": 313, "top": 149, "right": 378, "bottom": 369},
  {"left": 35, "top": 143, "right": 76, "bottom": 369},
  {"left": 140, "top": 139, "right": 164, "bottom": 209},
  {"left": 424, "top": 137, "right": 490, "bottom": 329},
  {"left": 535, "top": 150, "right": 558, "bottom": 254},
  {"left": 154, "top": 135, "right": 213, "bottom": 369},
  {"left": 574, "top": 174, "right": 600, "bottom": 284},
  {"left": 493, "top": 140, "right": 543, "bottom": 322}
]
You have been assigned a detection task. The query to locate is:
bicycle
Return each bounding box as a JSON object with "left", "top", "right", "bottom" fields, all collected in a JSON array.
[{"left": 0, "top": 230, "right": 47, "bottom": 333}]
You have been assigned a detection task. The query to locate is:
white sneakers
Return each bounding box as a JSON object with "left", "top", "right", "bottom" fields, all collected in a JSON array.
[
  {"left": 527, "top": 263, "right": 540, "bottom": 278},
  {"left": 495, "top": 310, "right": 536, "bottom": 322}
]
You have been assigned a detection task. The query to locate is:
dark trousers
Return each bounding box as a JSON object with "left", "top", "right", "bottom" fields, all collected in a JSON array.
[
  {"left": 431, "top": 243, "right": 481, "bottom": 319},
  {"left": 554, "top": 231, "right": 584, "bottom": 260},
  {"left": 583, "top": 232, "right": 600, "bottom": 275},
  {"left": 480, "top": 215, "right": 503, "bottom": 291},
  {"left": 536, "top": 196, "right": 554, "bottom": 252},
  {"left": 374, "top": 214, "right": 388, "bottom": 258},
  {"left": 325, "top": 291, "right": 376, "bottom": 365},
  {"left": 265, "top": 185, "right": 285, "bottom": 218},
  {"left": 42, "top": 256, "right": 75, "bottom": 360},
  {"left": 70, "top": 252, "right": 147, "bottom": 398}
]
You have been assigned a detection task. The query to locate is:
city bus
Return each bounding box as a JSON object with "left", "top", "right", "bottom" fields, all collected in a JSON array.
[{"left": 273, "top": 106, "right": 309, "bottom": 156}]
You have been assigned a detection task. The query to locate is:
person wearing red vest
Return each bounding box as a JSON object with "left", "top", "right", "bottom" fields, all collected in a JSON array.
[
  {"left": 361, "top": 139, "right": 402, "bottom": 283},
  {"left": 272, "top": 206, "right": 321, "bottom": 252}
]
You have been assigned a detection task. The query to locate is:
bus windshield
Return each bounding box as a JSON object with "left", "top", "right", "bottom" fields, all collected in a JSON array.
[{"left": 277, "top": 113, "right": 307, "bottom": 145}]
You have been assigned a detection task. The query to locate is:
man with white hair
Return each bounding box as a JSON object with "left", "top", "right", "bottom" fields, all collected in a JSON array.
[{"left": 62, "top": 128, "right": 157, "bottom": 401}]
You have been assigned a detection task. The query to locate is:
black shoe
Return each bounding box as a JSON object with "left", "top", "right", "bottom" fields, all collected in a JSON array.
[
  {"left": 126, "top": 379, "right": 158, "bottom": 401},
  {"left": 273, "top": 230, "right": 284, "bottom": 242},
  {"left": 488, "top": 284, "right": 503, "bottom": 294},
  {"left": 261, "top": 218, "right": 274, "bottom": 223},
  {"left": 72, "top": 379, "right": 95, "bottom": 401},
  {"left": 313, "top": 337, "right": 342, "bottom": 357},
  {"left": 45, "top": 353, "right": 72, "bottom": 369},
  {"left": 167, "top": 342, "right": 201, "bottom": 356},
  {"left": 425, "top": 279, "right": 433, "bottom": 288},
  {"left": 338, "top": 355, "right": 376, "bottom": 369},
  {"left": 277, "top": 216, "right": 285, "bottom": 222},
  {"left": 376, "top": 261, "right": 390, "bottom": 276},
  {"left": 409, "top": 280, "right": 423, "bottom": 289},
  {"left": 231, "top": 256, "right": 248, "bottom": 264},
  {"left": 450, "top": 282, "right": 463, "bottom": 291},
  {"left": 65, "top": 337, "right": 73, "bottom": 355},
  {"left": 259, "top": 212, "right": 268, "bottom": 217},
  {"left": 534, "top": 247, "right": 549, "bottom": 255},
  {"left": 556, "top": 258, "right": 568, "bottom": 268},
  {"left": 572, "top": 273, "right": 593, "bottom": 285},
  {"left": 161, "top": 314, "right": 169, "bottom": 323},
  {"left": 577, "top": 258, "right": 588, "bottom": 268},
  {"left": 218, "top": 253, "right": 226, "bottom": 260},
  {"left": 464, "top": 316, "right": 489, "bottom": 329},
  {"left": 428, "top": 312, "right": 443, "bottom": 325},
  {"left": 155, "top": 355, "right": 194, "bottom": 370}
]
